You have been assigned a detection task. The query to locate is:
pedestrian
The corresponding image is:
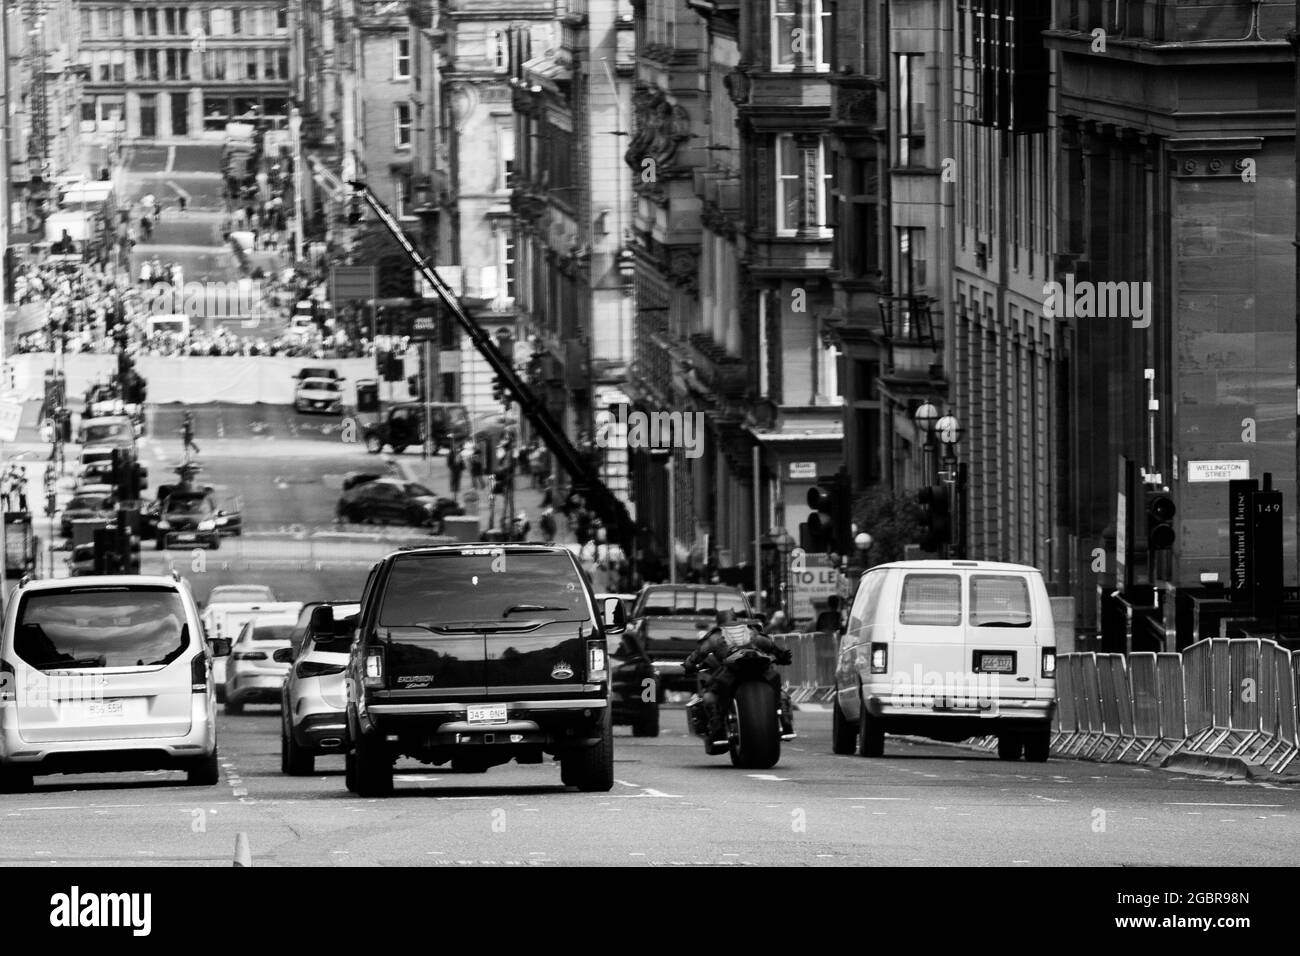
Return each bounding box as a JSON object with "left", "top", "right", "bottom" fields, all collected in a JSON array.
[
  {"left": 814, "top": 595, "right": 844, "bottom": 636},
  {"left": 155, "top": 201, "right": 164, "bottom": 221},
  {"left": 13, "top": 468, "right": 27, "bottom": 511},
  {"left": 539, "top": 506, "right": 557, "bottom": 545},
  {"left": 177, "top": 195, "right": 187, "bottom": 213},
  {"left": 447, "top": 446, "right": 464, "bottom": 498},
  {"left": 469, "top": 443, "right": 485, "bottom": 490}
]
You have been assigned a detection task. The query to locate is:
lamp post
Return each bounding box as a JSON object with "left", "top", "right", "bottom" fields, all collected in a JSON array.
[
  {"left": 935, "top": 413, "right": 966, "bottom": 559},
  {"left": 913, "top": 401, "right": 939, "bottom": 487},
  {"left": 288, "top": 106, "right": 305, "bottom": 268},
  {"left": 854, "top": 531, "right": 874, "bottom": 569}
]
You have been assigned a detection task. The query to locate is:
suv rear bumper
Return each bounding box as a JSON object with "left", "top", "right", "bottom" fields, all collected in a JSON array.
[
  {"left": 359, "top": 697, "right": 609, "bottom": 749},
  {"left": 293, "top": 711, "right": 350, "bottom": 751}
]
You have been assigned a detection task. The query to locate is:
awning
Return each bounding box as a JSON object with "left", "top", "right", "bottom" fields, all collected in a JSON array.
[{"left": 523, "top": 53, "right": 572, "bottom": 90}]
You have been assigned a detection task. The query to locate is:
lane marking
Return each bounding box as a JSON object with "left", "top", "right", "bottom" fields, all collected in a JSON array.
[
  {"left": 747, "top": 774, "right": 790, "bottom": 782},
  {"left": 835, "top": 796, "right": 909, "bottom": 801},
  {"left": 166, "top": 146, "right": 176, "bottom": 173},
  {"left": 1165, "top": 802, "right": 1284, "bottom": 808},
  {"left": 1031, "top": 794, "right": 1065, "bottom": 804}
]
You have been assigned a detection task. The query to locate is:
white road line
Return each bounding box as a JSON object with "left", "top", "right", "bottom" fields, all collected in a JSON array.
[
  {"left": 1031, "top": 794, "right": 1065, "bottom": 803},
  {"left": 166, "top": 146, "right": 176, "bottom": 173},
  {"left": 747, "top": 774, "right": 790, "bottom": 782},
  {"left": 835, "top": 796, "right": 909, "bottom": 801},
  {"left": 1165, "top": 802, "right": 1283, "bottom": 808}
]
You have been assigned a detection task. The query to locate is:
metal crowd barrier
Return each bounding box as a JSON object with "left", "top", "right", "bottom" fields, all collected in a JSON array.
[
  {"left": 775, "top": 631, "right": 837, "bottom": 704},
  {"left": 1051, "top": 638, "right": 1300, "bottom": 774}
]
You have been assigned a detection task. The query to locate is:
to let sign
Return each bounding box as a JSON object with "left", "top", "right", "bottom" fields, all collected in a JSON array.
[{"left": 790, "top": 552, "right": 837, "bottom": 622}]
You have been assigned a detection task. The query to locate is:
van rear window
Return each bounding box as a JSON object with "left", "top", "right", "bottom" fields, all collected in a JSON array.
[
  {"left": 969, "top": 575, "right": 1032, "bottom": 627},
  {"left": 899, "top": 574, "right": 961, "bottom": 627}
]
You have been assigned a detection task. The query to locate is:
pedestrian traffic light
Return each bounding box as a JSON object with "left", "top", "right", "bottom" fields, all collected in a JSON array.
[
  {"left": 1145, "top": 490, "right": 1176, "bottom": 551},
  {"left": 917, "top": 484, "right": 951, "bottom": 552}
]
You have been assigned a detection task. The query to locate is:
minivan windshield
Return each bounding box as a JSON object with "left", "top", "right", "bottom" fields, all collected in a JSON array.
[
  {"left": 14, "top": 586, "right": 189, "bottom": 670},
  {"left": 379, "top": 552, "right": 591, "bottom": 627}
]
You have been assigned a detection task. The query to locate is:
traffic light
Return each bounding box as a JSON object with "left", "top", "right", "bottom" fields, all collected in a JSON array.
[
  {"left": 492, "top": 375, "right": 506, "bottom": 404},
  {"left": 1145, "top": 490, "right": 1176, "bottom": 551},
  {"left": 806, "top": 477, "right": 850, "bottom": 555},
  {"left": 917, "top": 485, "right": 951, "bottom": 552},
  {"left": 110, "top": 448, "right": 126, "bottom": 492}
]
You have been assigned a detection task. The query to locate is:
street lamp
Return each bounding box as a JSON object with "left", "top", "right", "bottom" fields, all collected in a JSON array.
[
  {"left": 287, "top": 107, "right": 305, "bottom": 268},
  {"left": 934, "top": 413, "right": 966, "bottom": 559},
  {"left": 854, "top": 530, "right": 873, "bottom": 566}
]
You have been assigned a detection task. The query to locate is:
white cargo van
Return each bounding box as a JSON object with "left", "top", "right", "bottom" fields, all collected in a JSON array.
[{"left": 831, "top": 560, "right": 1056, "bottom": 761}]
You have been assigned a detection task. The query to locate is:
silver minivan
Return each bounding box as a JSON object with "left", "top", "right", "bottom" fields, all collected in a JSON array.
[
  {"left": 832, "top": 560, "right": 1056, "bottom": 761},
  {"left": 0, "top": 574, "right": 230, "bottom": 791}
]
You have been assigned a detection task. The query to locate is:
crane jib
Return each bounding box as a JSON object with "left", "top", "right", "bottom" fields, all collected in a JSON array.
[{"left": 348, "top": 180, "right": 635, "bottom": 551}]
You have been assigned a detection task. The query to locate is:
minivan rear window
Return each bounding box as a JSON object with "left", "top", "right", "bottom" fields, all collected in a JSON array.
[
  {"left": 379, "top": 552, "right": 591, "bottom": 627},
  {"left": 969, "top": 575, "right": 1032, "bottom": 627},
  {"left": 899, "top": 574, "right": 961, "bottom": 627},
  {"left": 14, "top": 586, "right": 190, "bottom": 670}
]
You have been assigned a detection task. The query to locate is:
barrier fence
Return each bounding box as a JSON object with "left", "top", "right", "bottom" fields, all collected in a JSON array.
[
  {"left": 771, "top": 632, "right": 837, "bottom": 703},
  {"left": 1043, "top": 637, "right": 1300, "bottom": 774}
]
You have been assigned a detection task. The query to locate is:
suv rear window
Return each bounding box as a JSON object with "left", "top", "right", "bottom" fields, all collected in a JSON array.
[
  {"left": 14, "top": 586, "right": 190, "bottom": 670},
  {"left": 379, "top": 552, "right": 591, "bottom": 626},
  {"left": 899, "top": 574, "right": 961, "bottom": 627},
  {"left": 639, "top": 588, "right": 748, "bottom": 617},
  {"left": 969, "top": 575, "right": 1032, "bottom": 627}
]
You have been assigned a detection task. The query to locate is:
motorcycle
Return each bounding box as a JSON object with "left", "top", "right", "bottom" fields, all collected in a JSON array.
[{"left": 686, "top": 643, "right": 794, "bottom": 770}]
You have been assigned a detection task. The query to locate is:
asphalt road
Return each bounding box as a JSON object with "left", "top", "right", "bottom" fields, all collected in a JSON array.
[{"left": 0, "top": 709, "right": 1297, "bottom": 866}]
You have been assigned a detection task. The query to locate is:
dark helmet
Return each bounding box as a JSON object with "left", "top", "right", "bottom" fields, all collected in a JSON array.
[{"left": 715, "top": 609, "right": 736, "bottom": 627}]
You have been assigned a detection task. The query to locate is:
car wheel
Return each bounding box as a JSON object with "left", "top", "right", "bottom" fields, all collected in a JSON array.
[
  {"left": 364, "top": 434, "right": 383, "bottom": 454},
  {"left": 831, "top": 693, "right": 857, "bottom": 755},
  {"left": 858, "top": 700, "right": 885, "bottom": 758},
  {"left": 1023, "top": 729, "right": 1051, "bottom": 763},
  {"left": 225, "top": 699, "right": 244, "bottom": 716},
  {"left": 353, "top": 728, "right": 393, "bottom": 797},
  {"left": 282, "top": 721, "right": 315, "bottom": 776},
  {"left": 997, "top": 732, "right": 1024, "bottom": 761},
  {"left": 186, "top": 749, "right": 220, "bottom": 786},
  {"left": 0, "top": 765, "right": 33, "bottom": 793},
  {"left": 631, "top": 702, "right": 660, "bottom": 738},
  {"left": 559, "top": 708, "right": 614, "bottom": 792}
]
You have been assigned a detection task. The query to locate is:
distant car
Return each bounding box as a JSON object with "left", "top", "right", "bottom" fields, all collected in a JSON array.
[
  {"left": 77, "top": 415, "right": 137, "bottom": 448},
  {"left": 293, "top": 366, "right": 341, "bottom": 382},
  {"left": 60, "top": 491, "right": 117, "bottom": 538},
  {"left": 293, "top": 376, "right": 343, "bottom": 414},
  {"left": 77, "top": 445, "right": 118, "bottom": 485},
  {"left": 156, "top": 492, "right": 221, "bottom": 550},
  {"left": 66, "top": 543, "right": 96, "bottom": 576},
  {"left": 362, "top": 402, "right": 471, "bottom": 455},
  {"left": 225, "top": 620, "right": 296, "bottom": 715},
  {"left": 279, "top": 601, "right": 360, "bottom": 774},
  {"left": 334, "top": 477, "right": 462, "bottom": 530},
  {"left": 628, "top": 584, "right": 757, "bottom": 694},
  {"left": 597, "top": 594, "right": 660, "bottom": 737},
  {"left": 207, "top": 584, "right": 278, "bottom": 606}
]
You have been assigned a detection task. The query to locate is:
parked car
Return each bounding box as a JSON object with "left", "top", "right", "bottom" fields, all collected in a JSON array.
[
  {"left": 0, "top": 573, "right": 229, "bottom": 791},
  {"left": 627, "top": 584, "right": 756, "bottom": 694},
  {"left": 831, "top": 560, "right": 1057, "bottom": 761},
  {"left": 597, "top": 593, "right": 659, "bottom": 737},
  {"left": 334, "top": 477, "right": 462, "bottom": 530},
  {"left": 278, "top": 601, "right": 360, "bottom": 774},
  {"left": 362, "top": 402, "right": 471, "bottom": 455},
  {"left": 293, "top": 377, "right": 344, "bottom": 415},
  {"left": 225, "top": 620, "right": 297, "bottom": 715},
  {"left": 342, "top": 544, "right": 625, "bottom": 796},
  {"left": 60, "top": 491, "right": 117, "bottom": 538}
]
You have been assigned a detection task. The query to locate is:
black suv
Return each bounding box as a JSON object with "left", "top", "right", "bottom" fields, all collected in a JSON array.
[
  {"left": 363, "top": 402, "right": 471, "bottom": 455},
  {"left": 341, "top": 544, "right": 624, "bottom": 796}
]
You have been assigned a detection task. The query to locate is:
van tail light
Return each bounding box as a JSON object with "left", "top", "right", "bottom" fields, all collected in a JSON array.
[
  {"left": 870, "top": 644, "right": 887, "bottom": 674},
  {"left": 1041, "top": 648, "right": 1057, "bottom": 678},
  {"left": 191, "top": 654, "right": 208, "bottom": 692},
  {"left": 587, "top": 642, "right": 607, "bottom": 681},
  {"left": 364, "top": 647, "right": 385, "bottom": 688},
  {"left": 0, "top": 659, "right": 15, "bottom": 702},
  {"left": 298, "top": 660, "right": 347, "bottom": 679}
]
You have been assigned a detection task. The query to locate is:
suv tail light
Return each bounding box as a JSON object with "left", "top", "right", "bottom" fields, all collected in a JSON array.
[
  {"left": 587, "top": 642, "right": 607, "bottom": 681},
  {"left": 364, "top": 647, "right": 385, "bottom": 688},
  {"left": 298, "top": 660, "right": 347, "bottom": 679},
  {"left": 870, "top": 643, "right": 887, "bottom": 674},
  {"left": 1041, "top": 647, "right": 1057, "bottom": 678},
  {"left": 191, "top": 654, "right": 208, "bottom": 691}
]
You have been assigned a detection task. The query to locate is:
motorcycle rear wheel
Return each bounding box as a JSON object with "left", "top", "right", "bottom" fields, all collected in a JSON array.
[{"left": 727, "top": 681, "right": 780, "bottom": 770}]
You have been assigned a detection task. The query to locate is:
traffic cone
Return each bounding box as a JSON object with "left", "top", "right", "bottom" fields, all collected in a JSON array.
[{"left": 233, "top": 832, "right": 252, "bottom": 867}]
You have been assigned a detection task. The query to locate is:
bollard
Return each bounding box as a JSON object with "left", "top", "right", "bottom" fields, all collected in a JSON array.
[{"left": 233, "top": 832, "right": 252, "bottom": 868}]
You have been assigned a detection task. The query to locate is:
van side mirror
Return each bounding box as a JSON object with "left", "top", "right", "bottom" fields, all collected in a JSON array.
[
  {"left": 210, "top": 638, "right": 232, "bottom": 658},
  {"left": 309, "top": 605, "right": 335, "bottom": 634},
  {"left": 602, "top": 597, "right": 626, "bottom": 633}
]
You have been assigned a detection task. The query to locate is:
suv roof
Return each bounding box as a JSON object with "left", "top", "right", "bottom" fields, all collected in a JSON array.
[{"left": 18, "top": 573, "right": 187, "bottom": 593}]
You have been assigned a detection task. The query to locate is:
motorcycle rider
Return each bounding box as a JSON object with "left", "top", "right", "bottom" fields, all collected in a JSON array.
[{"left": 683, "top": 609, "right": 794, "bottom": 746}]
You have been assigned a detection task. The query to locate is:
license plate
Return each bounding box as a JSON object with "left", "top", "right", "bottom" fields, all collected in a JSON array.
[
  {"left": 977, "top": 653, "right": 1014, "bottom": 673},
  {"left": 467, "top": 704, "right": 507, "bottom": 724},
  {"left": 87, "top": 699, "right": 125, "bottom": 719},
  {"left": 175, "top": 533, "right": 195, "bottom": 541}
]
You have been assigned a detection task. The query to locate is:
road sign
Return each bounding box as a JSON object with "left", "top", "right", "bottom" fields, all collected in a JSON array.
[
  {"left": 790, "top": 552, "right": 837, "bottom": 622},
  {"left": 788, "top": 461, "right": 816, "bottom": 480},
  {"left": 330, "top": 265, "right": 376, "bottom": 303},
  {"left": 0, "top": 401, "right": 22, "bottom": 442},
  {"left": 1188, "top": 460, "right": 1249, "bottom": 483},
  {"left": 409, "top": 312, "right": 438, "bottom": 341}
]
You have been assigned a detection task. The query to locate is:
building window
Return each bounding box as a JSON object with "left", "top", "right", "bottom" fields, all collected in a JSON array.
[
  {"left": 897, "top": 54, "right": 926, "bottom": 167},
  {"left": 774, "top": 134, "right": 828, "bottom": 236},
  {"left": 276, "top": 7, "right": 288, "bottom": 31},
  {"left": 896, "top": 227, "right": 927, "bottom": 295},
  {"left": 393, "top": 173, "right": 410, "bottom": 218},
  {"left": 499, "top": 230, "right": 517, "bottom": 301},
  {"left": 395, "top": 103, "right": 412, "bottom": 149},
  {"left": 771, "top": 0, "right": 831, "bottom": 72},
  {"left": 230, "top": 9, "right": 242, "bottom": 34},
  {"left": 80, "top": 100, "right": 95, "bottom": 124},
  {"left": 395, "top": 37, "right": 411, "bottom": 78},
  {"left": 497, "top": 124, "right": 515, "bottom": 191}
]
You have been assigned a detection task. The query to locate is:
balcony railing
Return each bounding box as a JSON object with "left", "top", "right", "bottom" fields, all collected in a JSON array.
[
  {"left": 687, "top": 332, "right": 748, "bottom": 400},
  {"left": 878, "top": 294, "right": 937, "bottom": 349}
]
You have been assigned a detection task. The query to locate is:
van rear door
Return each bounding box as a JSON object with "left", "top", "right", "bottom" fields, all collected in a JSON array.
[
  {"left": 890, "top": 571, "right": 967, "bottom": 706},
  {"left": 963, "top": 572, "right": 1043, "bottom": 701}
]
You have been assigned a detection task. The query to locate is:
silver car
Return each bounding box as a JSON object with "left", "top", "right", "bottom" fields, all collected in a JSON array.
[
  {"left": 0, "top": 573, "right": 229, "bottom": 790},
  {"left": 224, "top": 620, "right": 296, "bottom": 715},
  {"left": 278, "top": 601, "right": 359, "bottom": 775}
]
